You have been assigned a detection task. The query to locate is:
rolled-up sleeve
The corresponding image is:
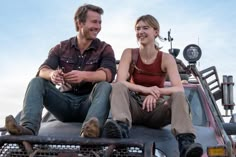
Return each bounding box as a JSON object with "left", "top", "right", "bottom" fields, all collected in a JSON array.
[
  {"left": 98, "top": 44, "right": 116, "bottom": 82},
  {"left": 38, "top": 44, "right": 61, "bottom": 71},
  {"left": 35, "top": 44, "right": 60, "bottom": 76}
]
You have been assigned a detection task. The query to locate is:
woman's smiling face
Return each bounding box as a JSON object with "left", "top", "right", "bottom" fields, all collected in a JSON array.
[{"left": 135, "top": 20, "right": 158, "bottom": 45}]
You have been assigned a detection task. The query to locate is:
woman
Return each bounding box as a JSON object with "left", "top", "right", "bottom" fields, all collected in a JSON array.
[{"left": 103, "top": 15, "right": 203, "bottom": 157}]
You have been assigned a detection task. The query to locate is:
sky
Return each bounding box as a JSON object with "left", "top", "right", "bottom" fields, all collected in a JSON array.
[{"left": 0, "top": 0, "right": 236, "bottom": 126}]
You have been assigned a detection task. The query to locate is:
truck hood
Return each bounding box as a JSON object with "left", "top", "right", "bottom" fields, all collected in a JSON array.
[{"left": 38, "top": 120, "right": 218, "bottom": 156}]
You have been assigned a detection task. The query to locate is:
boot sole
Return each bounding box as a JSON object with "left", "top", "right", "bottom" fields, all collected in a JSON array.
[
  {"left": 185, "top": 143, "right": 203, "bottom": 157},
  {"left": 81, "top": 117, "right": 100, "bottom": 138},
  {"left": 103, "top": 119, "right": 122, "bottom": 138},
  {"left": 5, "top": 115, "right": 21, "bottom": 135}
]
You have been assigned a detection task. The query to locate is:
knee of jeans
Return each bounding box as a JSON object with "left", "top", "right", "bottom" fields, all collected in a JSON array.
[
  {"left": 96, "top": 81, "right": 111, "bottom": 92},
  {"left": 30, "top": 77, "right": 46, "bottom": 85},
  {"left": 29, "top": 77, "right": 51, "bottom": 89}
]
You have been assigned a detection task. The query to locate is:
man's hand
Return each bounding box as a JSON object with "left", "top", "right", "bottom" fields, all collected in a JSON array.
[
  {"left": 50, "top": 69, "right": 64, "bottom": 85},
  {"left": 63, "top": 70, "right": 84, "bottom": 84}
]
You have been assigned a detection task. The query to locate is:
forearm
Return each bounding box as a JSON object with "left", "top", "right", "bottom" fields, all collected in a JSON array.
[
  {"left": 119, "top": 80, "right": 145, "bottom": 93},
  {"left": 159, "top": 86, "right": 184, "bottom": 95},
  {"left": 82, "top": 70, "right": 107, "bottom": 82},
  {"left": 38, "top": 68, "right": 54, "bottom": 81}
]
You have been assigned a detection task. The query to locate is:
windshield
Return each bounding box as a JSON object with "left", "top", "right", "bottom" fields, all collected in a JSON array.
[{"left": 184, "top": 87, "right": 207, "bottom": 126}]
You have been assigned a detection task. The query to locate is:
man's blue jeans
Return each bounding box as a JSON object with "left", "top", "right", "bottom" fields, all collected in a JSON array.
[{"left": 20, "top": 77, "right": 111, "bottom": 135}]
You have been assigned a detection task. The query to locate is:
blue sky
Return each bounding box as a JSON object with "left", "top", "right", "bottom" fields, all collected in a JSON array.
[{"left": 0, "top": 0, "right": 236, "bottom": 126}]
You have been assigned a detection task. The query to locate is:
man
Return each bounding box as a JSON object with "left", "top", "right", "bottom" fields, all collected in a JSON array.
[{"left": 5, "top": 4, "right": 116, "bottom": 138}]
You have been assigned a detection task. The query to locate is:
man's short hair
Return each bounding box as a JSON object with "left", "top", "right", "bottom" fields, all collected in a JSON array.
[{"left": 74, "top": 4, "right": 103, "bottom": 31}]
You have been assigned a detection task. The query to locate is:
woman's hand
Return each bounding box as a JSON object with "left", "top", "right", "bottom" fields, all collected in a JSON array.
[
  {"left": 142, "top": 86, "right": 161, "bottom": 99},
  {"left": 142, "top": 95, "right": 157, "bottom": 112}
]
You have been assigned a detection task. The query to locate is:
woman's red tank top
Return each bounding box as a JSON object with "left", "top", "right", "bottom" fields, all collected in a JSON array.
[{"left": 131, "top": 50, "right": 167, "bottom": 88}]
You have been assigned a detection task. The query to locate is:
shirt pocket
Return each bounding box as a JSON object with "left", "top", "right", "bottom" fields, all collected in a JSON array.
[
  {"left": 59, "top": 56, "right": 76, "bottom": 73},
  {"left": 85, "top": 57, "right": 99, "bottom": 70},
  {"left": 86, "top": 58, "right": 99, "bottom": 65}
]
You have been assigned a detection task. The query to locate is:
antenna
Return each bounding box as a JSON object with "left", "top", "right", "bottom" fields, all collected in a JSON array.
[
  {"left": 164, "top": 29, "right": 179, "bottom": 58},
  {"left": 164, "top": 29, "right": 173, "bottom": 51}
]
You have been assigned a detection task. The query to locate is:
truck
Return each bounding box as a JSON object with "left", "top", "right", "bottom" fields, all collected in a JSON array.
[{"left": 0, "top": 31, "right": 236, "bottom": 157}]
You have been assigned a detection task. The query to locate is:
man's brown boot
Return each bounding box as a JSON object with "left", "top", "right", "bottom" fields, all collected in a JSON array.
[
  {"left": 5, "top": 115, "right": 34, "bottom": 135},
  {"left": 80, "top": 117, "right": 100, "bottom": 138}
]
